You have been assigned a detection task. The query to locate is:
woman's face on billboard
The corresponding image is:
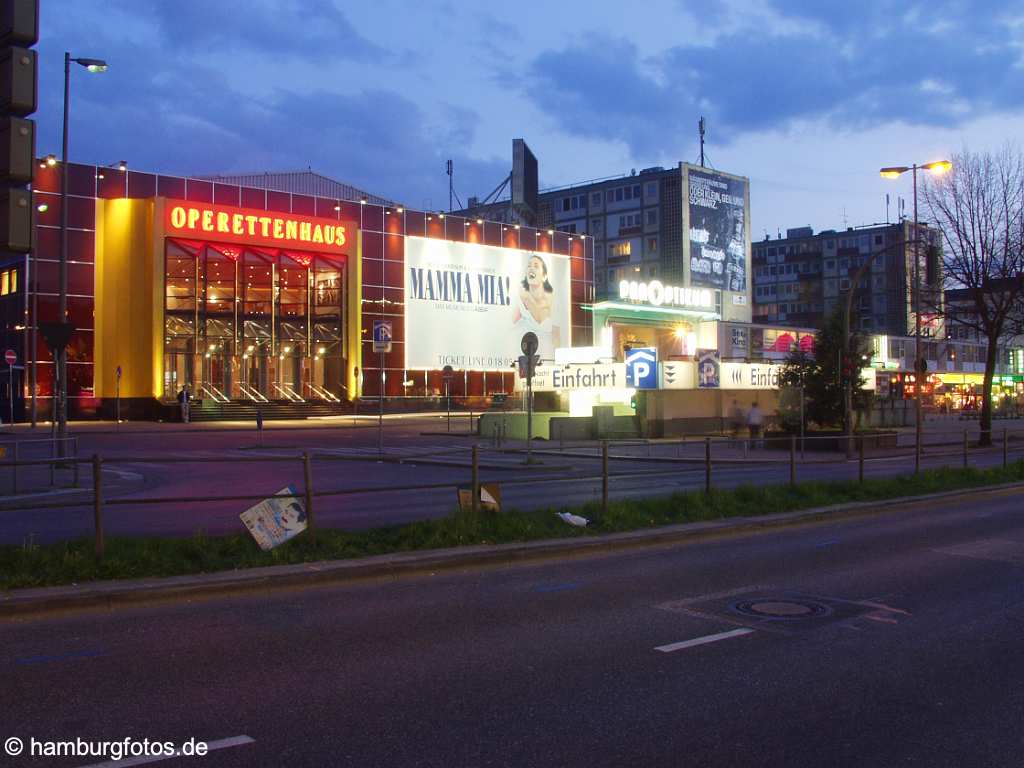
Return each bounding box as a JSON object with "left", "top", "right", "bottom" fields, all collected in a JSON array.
[{"left": 526, "top": 256, "right": 545, "bottom": 288}]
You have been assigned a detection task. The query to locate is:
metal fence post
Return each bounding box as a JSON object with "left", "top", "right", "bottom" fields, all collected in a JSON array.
[
  {"left": 49, "top": 438, "right": 55, "bottom": 487},
  {"left": 789, "top": 436, "right": 796, "bottom": 486},
  {"left": 471, "top": 445, "right": 480, "bottom": 514},
  {"left": 303, "top": 452, "right": 315, "bottom": 532},
  {"left": 601, "top": 439, "right": 609, "bottom": 514},
  {"left": 72, "top": 437, "right": 79, "bottom": 488},
  {"left": 12, "top": 441, "right": 18, "bottom": 495},
  {"left": 1004, "top": 428, "right": 1009, "bottom": 469},
  {"left": 858, "top": 435, "right": 865, "bottom": 483},
  {"left": 705, "top": 437, "right": 712, "bottom": 493},
  {"left": 963, "top": 428, "right": 968, "bottom": 469},
  {"left": 92, "top": 454, "right": 104, "bottom": 560}
]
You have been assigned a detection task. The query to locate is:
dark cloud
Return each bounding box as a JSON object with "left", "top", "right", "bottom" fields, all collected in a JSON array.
[
  {"left": 35, "top": 44, "right": 504, "bottom": 207},
  {"left": 32, "top": 1, "right": 503, "bottom": 207},
  {"left": 527, "top": 37, "right": 682, "bottom": 157},
  {"left": 121, "top": 0, "right": 391, "bottom": 62},
  {"left": 521, "top": 3, "right": 1024, "bottom": 157}
]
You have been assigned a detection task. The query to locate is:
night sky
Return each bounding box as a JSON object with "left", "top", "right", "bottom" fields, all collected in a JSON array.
[{"left": 33, "top": 0, "right": 1024, "bottom": 236}]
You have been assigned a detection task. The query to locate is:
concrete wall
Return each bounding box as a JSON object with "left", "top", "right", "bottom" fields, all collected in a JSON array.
[{"left": 641, "top": 389, "right": 780, "bottom": 436}]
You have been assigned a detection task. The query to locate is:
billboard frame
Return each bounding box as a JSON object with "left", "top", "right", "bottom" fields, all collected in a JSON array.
[{"left": 680, "top": 162, "right": 751, "bottom": 322}]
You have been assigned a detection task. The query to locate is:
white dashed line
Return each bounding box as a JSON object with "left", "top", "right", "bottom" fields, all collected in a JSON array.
[{"left": 655, "top": 628, "right": 755, "bottom": 653}]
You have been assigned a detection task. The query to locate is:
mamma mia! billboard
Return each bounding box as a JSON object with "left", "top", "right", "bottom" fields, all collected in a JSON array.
[
  {"left": 404, "top": 237, "right": 571, "bottom": 370},
  {"left": 684, "top": 165, "right": 750, "bottom": 293}
]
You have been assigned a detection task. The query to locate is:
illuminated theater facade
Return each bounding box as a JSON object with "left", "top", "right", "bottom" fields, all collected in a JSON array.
[{"left": 14, "top": 162, "right": 594, "bottom": 419}]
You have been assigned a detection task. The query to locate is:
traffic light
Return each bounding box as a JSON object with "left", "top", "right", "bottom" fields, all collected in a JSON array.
[
  {"left": 0, "top": 0, "right": 38, "bottom": 253},
  {"left": 841, "top": 355, "right": 852, "bottom": 380}
]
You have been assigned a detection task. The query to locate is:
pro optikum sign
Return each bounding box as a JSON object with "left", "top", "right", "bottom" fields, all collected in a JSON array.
[{"left": 618, "top": 279, "right": 714, "bottom": 310}]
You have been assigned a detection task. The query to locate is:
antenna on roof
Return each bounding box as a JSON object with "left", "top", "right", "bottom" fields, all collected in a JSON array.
[
  {"left": 698, "top": 116, "right": 706, "bottom": 167},
  {"left": 446, "top": 159, "right": 453, "bottom": 213}
]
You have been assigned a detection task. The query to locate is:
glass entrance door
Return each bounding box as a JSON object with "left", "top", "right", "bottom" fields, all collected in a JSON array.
[{"left": 201, "top": 341, "right": 232, "bottom": 401}]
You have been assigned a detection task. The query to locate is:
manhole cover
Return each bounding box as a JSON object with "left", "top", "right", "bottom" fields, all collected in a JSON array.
[{"left": 732, "top": 599, "right": 832, "bottom": 619}]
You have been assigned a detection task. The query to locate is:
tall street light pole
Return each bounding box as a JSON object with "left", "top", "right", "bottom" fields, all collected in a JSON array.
[
  {"left": 57, "top": 53, "right": 107, "bottom": 445},
  {"left": 880, "top": 159, "right": 952, "bottom": 473},
  {"left": 842, "top": 239, "right": 906, "bottom": 457}
]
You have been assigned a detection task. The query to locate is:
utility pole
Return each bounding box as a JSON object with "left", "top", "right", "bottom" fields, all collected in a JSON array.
[{"left": 912, "top": 165, "right": 923, "bottom": 474}]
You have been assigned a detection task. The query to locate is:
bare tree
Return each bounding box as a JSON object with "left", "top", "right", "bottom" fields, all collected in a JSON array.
[{"left": 923, "top": 146, "right": 1024, "bottom": 445}]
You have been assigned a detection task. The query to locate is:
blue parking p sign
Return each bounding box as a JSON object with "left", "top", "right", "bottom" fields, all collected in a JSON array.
[
  {"left": 625, "top": 347, "right": 658, "bottom": 389},
  {"left": 373, "top": 320, "right": 392, "bottom": 353}
]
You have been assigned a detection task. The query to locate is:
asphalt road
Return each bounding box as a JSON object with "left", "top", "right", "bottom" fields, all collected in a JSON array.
[
  {"left": 1, "top": 416, "right": 1024, "bottom": 543},
  {"left": 3, "top": 487, "right": 1024, "bottom": 766}
]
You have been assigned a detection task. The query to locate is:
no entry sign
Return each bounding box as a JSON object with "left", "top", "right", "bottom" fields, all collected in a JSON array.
[{"left": 4, "top": 349, "right": 15, "bottom": 366}]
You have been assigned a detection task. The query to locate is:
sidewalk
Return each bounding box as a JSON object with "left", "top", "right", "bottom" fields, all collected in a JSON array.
[{"left": 0, "top": 412, "right": 476, "bottom": 436}]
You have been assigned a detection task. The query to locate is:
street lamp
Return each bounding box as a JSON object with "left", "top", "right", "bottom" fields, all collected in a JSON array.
[
  {"left": 56, "top": 53, "right": 107, "bottom": 446},
  {"left": 879, "top": 159, "right": 952, "bottom": 473},
  {"left": 842, "top": 239, "right": 906, "bottom": 457}
]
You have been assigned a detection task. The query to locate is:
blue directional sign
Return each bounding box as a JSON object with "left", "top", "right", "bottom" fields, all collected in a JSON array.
[
  {"left": 373, "top": 320, "right": 392, "bottom": 353},
  {"left": 625, "top": 347, "right": 658, "bottom": 389}
]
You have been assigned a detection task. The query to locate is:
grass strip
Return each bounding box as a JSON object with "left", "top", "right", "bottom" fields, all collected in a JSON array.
[{"left": 3, "top": 461, "right": 1023, "bottom": 591}]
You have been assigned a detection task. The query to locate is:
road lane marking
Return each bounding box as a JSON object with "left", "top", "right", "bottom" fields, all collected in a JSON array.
[
  {"left": 74, "top": 736, "right": 255, "bottom": 768},
  {"left": 16, "top": 649, "right": 105, "bottom": 665},
  {"left": 533, "top": 582, "right": 579, "bottom": 593},
  {"left": 655, "top": 628, "right": 755, "bottom": 653}
]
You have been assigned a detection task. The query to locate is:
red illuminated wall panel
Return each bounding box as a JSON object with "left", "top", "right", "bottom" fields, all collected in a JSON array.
[
  {"left": 213, "top": 183, "right": 241, "bottom": 206},
  {"left": 185, "top": 179, "right": 213, "bottom": 202}
]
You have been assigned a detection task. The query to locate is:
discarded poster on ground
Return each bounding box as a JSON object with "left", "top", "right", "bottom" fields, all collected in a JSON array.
[
  {"left": 457, "top": 483, "right": 501, "bottom": 513},
  {"left": 239, "top": 485, "right": 307, "bottom": 550},
  {"left": 557, "top": 512, "right": 589, "bottom": 527}
]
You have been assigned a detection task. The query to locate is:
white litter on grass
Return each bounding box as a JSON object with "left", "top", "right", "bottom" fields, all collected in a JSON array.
[{"left": 557, "top": 512, "right": 589, "bottom": 527}]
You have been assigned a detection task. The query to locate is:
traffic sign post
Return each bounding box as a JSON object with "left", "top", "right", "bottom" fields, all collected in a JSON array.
[
  {"left": 5, "top": 349, "right": 15, "bottom": 426},
  {"left": 442, "top": 365, "right": 454, "bottom": 432},
  {"left": 373, "top": 321, "right": 392, "bottom": 459},
  {"left": 115, "top": 365, "right": 122, "bottom": 428},
  {"left": 520, "top": 333, "right": 538, "bottom": 465}
]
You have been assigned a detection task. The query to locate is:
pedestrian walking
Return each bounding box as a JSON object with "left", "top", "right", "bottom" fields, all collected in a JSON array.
[
  {"left": 729, "top": 399, "right": 743, "bottom": 438},
  {"left": 177, "top": 384, "right": 191, "bottom": 423},
  {"left": 747, "top": 401, "right": 763, "bottom": 448}
]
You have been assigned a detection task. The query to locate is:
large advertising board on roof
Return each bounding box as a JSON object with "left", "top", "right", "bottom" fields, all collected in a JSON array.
[{"left": 683, "top": 166, "right": 750, "bottom": 293}]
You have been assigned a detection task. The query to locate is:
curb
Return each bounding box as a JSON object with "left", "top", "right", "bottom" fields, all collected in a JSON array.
[{"left": 2, "top": 481, "right": 1023, "bottom": 619}]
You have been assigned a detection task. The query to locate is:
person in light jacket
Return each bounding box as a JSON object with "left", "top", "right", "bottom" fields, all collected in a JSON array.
[{"left": 747, "top": 402, "right": 763, "bottom": 447}]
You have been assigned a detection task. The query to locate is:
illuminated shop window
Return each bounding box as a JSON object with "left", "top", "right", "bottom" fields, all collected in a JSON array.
[{"left": 0, "top": 269, "right": 16, "bottom": 296}]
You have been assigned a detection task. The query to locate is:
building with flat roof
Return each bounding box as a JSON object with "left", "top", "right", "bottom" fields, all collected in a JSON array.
[
  {"left": 751, "top": 222, "right": 944, "bottom": 338},
  {"left": 460, "top": 160, "right": 753, "bottom": 325}
]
